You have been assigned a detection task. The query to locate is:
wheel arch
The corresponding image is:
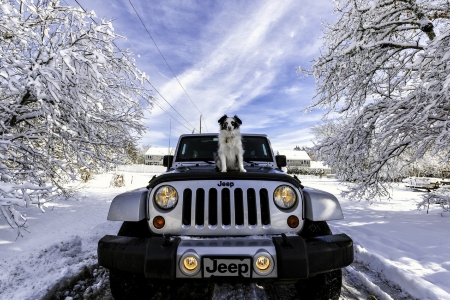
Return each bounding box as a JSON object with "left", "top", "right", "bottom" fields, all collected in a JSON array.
[
  {"left": 302, "top": 187, "right": 344, "bottom": 221},
  {"left": 107, "top": 188, "right": 148, "bottom": 221}
]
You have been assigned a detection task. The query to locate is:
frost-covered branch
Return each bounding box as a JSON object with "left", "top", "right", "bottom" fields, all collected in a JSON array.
[
  {"left": 302, "top": 0, "right": 450, "bottom": 200},
  {"left": 0, "top": 0, "right": 153, "bottom": 235}
]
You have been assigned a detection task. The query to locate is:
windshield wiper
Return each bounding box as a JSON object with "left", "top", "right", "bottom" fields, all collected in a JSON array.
[{"left": 203, "top": 160, "right": 215, "bottom": 164}]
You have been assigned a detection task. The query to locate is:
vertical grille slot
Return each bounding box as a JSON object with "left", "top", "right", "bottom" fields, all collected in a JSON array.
[
  {"left": 182, "top": 189, "right": 192, "bottom": 226},
  {"left": 234, "top": 188, "right": 244, "bottom": 226},
  {"left": 208, "top": 188, "right": 218, "bottom": 226},
  {"left": 260, "top": 189, "right": 270, "bottom": 225},
  {"left": 247, "top": 188, "right": 257, "bottom": 226},
  {"left": 221, "top": 188, "right": 231, "bottom": 226},
  {"left": 195, "top": 189, "right": 205, "bottom": 226}
]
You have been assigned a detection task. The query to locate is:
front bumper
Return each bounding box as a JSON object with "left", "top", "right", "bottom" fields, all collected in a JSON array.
[{"left": 97, "top": 234, "right": 353, "bottom": 281}]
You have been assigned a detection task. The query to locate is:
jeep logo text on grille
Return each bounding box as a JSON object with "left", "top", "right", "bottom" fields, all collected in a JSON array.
[{"left": 217, "top": 181, "right": 234, "bottom": 188}]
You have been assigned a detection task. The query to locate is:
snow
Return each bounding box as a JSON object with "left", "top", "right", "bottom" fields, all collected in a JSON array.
[
  {"left": 0, "top": 174, "right": 449, "bottom": 299},
  {"left": 305, "top": 178, "right": 450, "bottom": 300}
]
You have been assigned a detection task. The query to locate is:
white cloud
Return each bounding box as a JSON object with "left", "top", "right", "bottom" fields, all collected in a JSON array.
[
  {"left": 271, "top": 129, "right": 316, "bottom": 152},
  {"left": 64, "top": 0, "right": 335, "bottom": 148},
  {"left": 283, "top": 85, "right": 304, "bottom": 95}
]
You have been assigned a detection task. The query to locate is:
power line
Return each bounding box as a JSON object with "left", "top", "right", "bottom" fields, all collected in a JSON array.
[
  {"left": 146, "top": 79, "right": 197, "bottom": 131},
  {"left": 68, "top": 0, "right": 197, "bottom": 132},
  {"left": 87, "top": 0, "right": 197, "bottom": 132},
  {"left": 128, "top": 0, "right": 208, "bottom": 132},
  {"left": 152, "top": 98, "right": 193, "bottom": 132}
]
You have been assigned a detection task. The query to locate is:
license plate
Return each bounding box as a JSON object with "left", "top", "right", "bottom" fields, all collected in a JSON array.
[{"left": 203, "top": 257, "right": 252, "bottom": 278}]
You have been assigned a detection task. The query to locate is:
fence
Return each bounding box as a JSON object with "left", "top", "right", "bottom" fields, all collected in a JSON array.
[{"left": 116, "top": 164, "right": 166, "bottom": 173}]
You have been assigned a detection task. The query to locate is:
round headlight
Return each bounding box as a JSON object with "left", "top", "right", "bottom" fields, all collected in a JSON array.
[
  {"left": 273, "top": 185, "right": 297, "bottom": 209},
  {"left": 154, "top": 185, "right": 178, "bottom": 209}
]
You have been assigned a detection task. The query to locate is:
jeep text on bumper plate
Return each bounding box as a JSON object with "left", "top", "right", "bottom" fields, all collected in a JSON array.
[{"left": 203, "top": 257, "right": 251, "bottom": 278}]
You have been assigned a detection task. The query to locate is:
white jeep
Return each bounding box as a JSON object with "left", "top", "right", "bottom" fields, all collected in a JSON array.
[{"left": 98, "top": 133, "right": 353, "bottom": 300}]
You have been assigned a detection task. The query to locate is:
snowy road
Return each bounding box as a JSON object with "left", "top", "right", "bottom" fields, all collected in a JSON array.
[
  {"left": 49, "top": 262, "right": 409, "bottom": 300},
  {"left": 1, "top": 174, "right": 449, "bottom": 300}
]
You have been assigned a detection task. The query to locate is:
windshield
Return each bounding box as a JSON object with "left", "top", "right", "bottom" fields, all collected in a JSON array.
[{"left": 175, "top": 135, "right": 273, "bottom": 162}]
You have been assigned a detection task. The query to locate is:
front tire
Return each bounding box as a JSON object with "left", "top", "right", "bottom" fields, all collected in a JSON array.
[
  {"left": 109, "top": 220, "right": 156, "bottom": 300},
  {"left": 294, "top": 269, "right": 342, "bottom": 300},
  {"left": 295, "top": 219, "right": 343, "bottom": 300}
]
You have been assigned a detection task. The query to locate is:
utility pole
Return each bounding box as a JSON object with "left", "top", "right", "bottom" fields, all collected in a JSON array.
[
  {"left": 200, "top": 114, "right": 202, "bottom": 133},
  {"left": 168, "top": 119, "right": 171, "bottom": 155}
]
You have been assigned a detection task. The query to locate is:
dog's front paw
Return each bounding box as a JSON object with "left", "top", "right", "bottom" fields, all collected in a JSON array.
[
  {"left": 240, "top": 168, "right": 247, "bottom": 173},
  {"left": 221, "top": 169, "right": 227, "bottom": 173}
]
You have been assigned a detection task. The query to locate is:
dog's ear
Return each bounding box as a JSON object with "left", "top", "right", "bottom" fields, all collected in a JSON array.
[
  {"left": 233, "top": 115, "right": 242, "bottom": 125},
  {"left": 218, "top": 114, "right": 228, "bottom": 124}
]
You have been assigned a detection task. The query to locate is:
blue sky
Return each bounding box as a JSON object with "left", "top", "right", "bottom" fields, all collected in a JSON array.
[{"left": 65, "top": 0, "right": 335, "bottom": 152}]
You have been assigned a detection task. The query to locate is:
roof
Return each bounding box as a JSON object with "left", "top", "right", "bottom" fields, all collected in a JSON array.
[
  {"left": 310, "top": 161, "right": 331, "bottom": 169},
  {"left": 278, "top": 150, "right": 310, "bottom": 160},
  {"left": 178, "top": 133, "right": 268, "bottom": 138},
  {"left": 145, "top": 147, "right": 174, "bottom": 156}
]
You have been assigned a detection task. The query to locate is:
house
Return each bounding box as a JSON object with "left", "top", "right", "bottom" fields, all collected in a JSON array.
[
  {"left": 144, "top": 147, "right": 173, "bottom": 166},
  {"left": 278, "top": 150, "right": 311, "bottom": 168}
]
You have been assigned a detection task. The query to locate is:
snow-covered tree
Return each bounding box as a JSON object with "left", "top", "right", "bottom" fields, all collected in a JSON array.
[
  {"left": 301, "top": 0, "right": 450, "bottom": 199},
  {"left": 0, "top": 0, "right": 152, "bottom": 235}
]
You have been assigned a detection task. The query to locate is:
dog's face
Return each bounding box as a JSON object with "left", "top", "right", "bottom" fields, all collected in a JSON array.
[{"left": 218, "top": 115, "right": 242, "bottom": 131}]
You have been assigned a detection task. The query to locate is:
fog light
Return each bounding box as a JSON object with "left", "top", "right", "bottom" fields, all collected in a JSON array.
[
  {"left": 255, "top": 256, "right": 270, "bottom": 271},
  {"left": 287, "top": 215, "right": 299, "bottom": 228},
  {"left": 183, "top": 256, "right": 198, "bottom": 271},
  {"left": 180, "top": 251, "right": 201, "bottom": 276},
  {"left": 253, "top": 252, "right": 274, "bottom": 275},
  {"left": 153, "top": 216, "right": 165, "bottom": 229}
]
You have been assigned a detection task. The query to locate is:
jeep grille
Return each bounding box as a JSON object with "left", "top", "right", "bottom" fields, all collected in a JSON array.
[
  {"left": 182, "top": 188, "right": 271, "bottom": 228},
  {"left": 148, "top": 180, "right": 303, "bottom": 236}
]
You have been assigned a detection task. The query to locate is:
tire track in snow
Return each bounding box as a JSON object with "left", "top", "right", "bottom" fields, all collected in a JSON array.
[{"left": 49, "top": 264, "right": 404, "bottom": 300}]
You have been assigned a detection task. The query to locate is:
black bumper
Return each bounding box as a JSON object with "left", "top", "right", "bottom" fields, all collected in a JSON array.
[{"left": 97, "top": 234, "right": 353, "bottom": 280}]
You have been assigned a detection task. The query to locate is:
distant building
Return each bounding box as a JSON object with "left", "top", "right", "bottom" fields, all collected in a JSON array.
[
  {"left": 144, "top": 147, "right": 173, "bottom": 166},
  {"left": 278, "top": 150, "right": 311, "bottom": 168}
]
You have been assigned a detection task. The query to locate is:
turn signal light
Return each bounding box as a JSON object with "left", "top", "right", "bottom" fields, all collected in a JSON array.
[
  {"left": 287, "top": 215, "right": 299, "bottom": 228},
  {"left": 153, "top": 216, "right": 165, "bottom": 229}
]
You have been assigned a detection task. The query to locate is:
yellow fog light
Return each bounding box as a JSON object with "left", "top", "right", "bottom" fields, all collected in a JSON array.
[
  {"left": 183, "top": 256, "right": 198, "bottom": 271},
  {"left": 253, "top": 252, "right": 274, "bottom": 276},
  {"left": 179, "top": 252, "right": 201, "bottom": 276},
  {"left": 255, "top": 256, "right": 270, "bottom": 271}
]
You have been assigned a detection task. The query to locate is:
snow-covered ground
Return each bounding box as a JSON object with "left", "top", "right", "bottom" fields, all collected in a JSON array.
[
  {"left": 306, "top": 178, "right": 450, "bottom": 300},
  {"left": 0, "top": 174, "right": 449, "bottom": 300},
  {"left": 0, "top": 173, "right": 150, "bottom": 300}
]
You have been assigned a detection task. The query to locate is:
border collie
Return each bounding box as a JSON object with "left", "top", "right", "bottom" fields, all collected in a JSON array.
[{"left": 215, "top": 114, "right": 246, "bottom": 172}]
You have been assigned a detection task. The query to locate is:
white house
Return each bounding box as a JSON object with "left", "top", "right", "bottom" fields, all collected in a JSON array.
[
  {"left": 278, "top": 150, "right": 311, "bottom": 168},
  {"left": 144, "top": 147, "right": 173, "bottom": 166}
]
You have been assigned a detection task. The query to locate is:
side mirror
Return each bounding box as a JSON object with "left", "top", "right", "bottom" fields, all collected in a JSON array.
[
  {"left": 163, "top": 155, "right": 174, "bottom": 168},
  {"left": 275, "top": 155, "right": 286, "bottom": 168}
]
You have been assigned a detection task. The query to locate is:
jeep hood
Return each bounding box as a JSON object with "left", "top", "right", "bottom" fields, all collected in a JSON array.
[{"left": 147, "top": 165, "right": 302, "bottom": 189}]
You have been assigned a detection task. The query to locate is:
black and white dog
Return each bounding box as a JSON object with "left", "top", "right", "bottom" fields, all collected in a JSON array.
[{"left": 215, "top": 115, "right": 246, "bottom": 173}]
